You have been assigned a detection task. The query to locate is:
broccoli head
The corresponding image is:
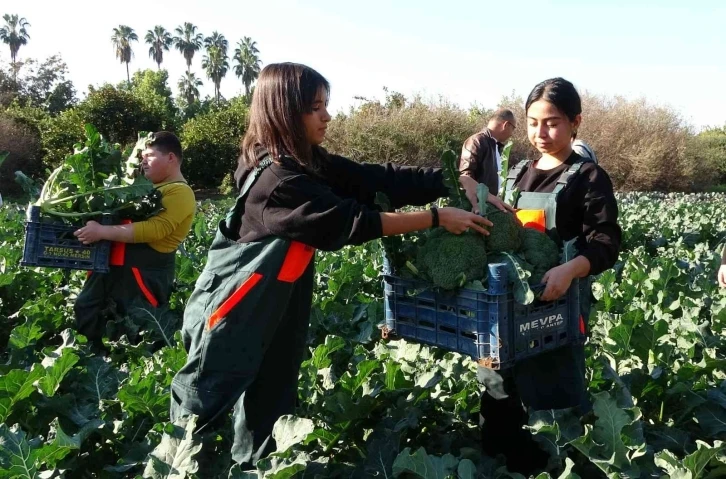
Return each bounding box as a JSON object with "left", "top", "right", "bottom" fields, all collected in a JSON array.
[
  {"left": 485, "top": 208, "right": 522, "bottom": 254},
  {"left": 518, "top": 227, "right": 560, "bottom": 283},
  {"left": 417, "top": 228, "right": 488, "bottom": 290}
]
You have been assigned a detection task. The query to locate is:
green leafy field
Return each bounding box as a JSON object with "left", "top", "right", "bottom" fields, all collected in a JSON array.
[{"left": 1, "top": 192, "right": 725, "bottom": 478}]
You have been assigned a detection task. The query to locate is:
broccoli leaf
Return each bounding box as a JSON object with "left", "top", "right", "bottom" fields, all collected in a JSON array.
[
  {"left": 144, "top": 415, "right": 203, "bottom": 478},
  {"left": 34, "top": 125, "right": 162, "bottom": 220},
  {"left": 490, "top": 252, "right": 535, "bottom": 305},
  {"left": 440, "top": 150, "right": 471, "bottom": 210},
  {"left": 498, "top": 141, "right": 513, "bottom": 198},
  {"left": 123, "top": 131, "right": 153, "bottom": 182},
  {"left": 477, "top": 183, "right": 488, "bottom": 217}
]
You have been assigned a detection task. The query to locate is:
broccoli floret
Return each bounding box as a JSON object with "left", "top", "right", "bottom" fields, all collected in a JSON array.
[
  {"left": 518, "top": 227, "right": 560, "bottom": 283},
  {"left": 417, "top": 228, "right": 488, "bottom": 290},
  {"left": 484, "top": 208, "right": 522, "bottom": 254}
]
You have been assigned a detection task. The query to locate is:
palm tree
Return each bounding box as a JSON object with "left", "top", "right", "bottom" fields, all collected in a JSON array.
[
  {"left": 204, "top": 31, "right": 228, "bottom": 56},
  {"left": 202, "top": 45, "right": 228, "bottom": 104},
  {"left": 145, "top": 25, "right": 172, "bottom": 70},
  {"left": 0, "top": 14, "right": 30, "bottom": 80},
  {"left": 178, "top": 71, "right": 203, "bottom": 105},
  {"left": 233, "top": 36, "right": 262, "bottom": 96},
  {"left": 173, "top": 22, "right": 203, "bottom": 73},
  {"left": 111, "top": 25, "right": 138, "bottom": 83}
]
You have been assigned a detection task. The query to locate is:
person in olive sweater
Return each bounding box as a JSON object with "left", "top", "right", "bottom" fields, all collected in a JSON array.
[
  {"left": 478, "top": 78, "right": 622, "bottom": 475},
  {"left": 73, "top": 132, "right": 196, "bottom": 345},
  {"left": 169, "top": 62, "right": 493, "bottom": 470}
]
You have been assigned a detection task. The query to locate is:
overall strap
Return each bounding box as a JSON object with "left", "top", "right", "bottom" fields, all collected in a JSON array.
[
  {"left": 240, "top": 157, "right": 274, "bottom": 197},
  {"left": 552, "top": 159, "right": 586, "bottom": 198},
  {"left": 222, "top": 157, "right": 274, "bottom": 237},
  {"left": 504, "top": 160, "right": 531, "bottom": 193},
  {"left": 503, "top": 159, "right": 531, "bottom": 205}
]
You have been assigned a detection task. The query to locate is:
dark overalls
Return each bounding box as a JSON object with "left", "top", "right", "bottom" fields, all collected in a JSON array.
[
  {"left": 170, "top": 159, "right": 316, "bottom": 468},
  {"left": 74, "top": 239, "right": 176, "bottom": 344},
  {"left": 74, "top": 182, "right": 192, "bottom": 344},
  {"left": 478, "top": 158, "right": 592, "bottom": 471}
]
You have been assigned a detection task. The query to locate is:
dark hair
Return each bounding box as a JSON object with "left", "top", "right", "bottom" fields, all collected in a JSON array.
[
  {"left": 148, "top": 131, "right": 183, "bottom": 163},
  {"left": 489, "top": 108, "right": 515, "bottom": 124},
  {"left": 525, "top": 78, "right": 582, "bottom": 137},
  {"left": 240, "top": 62, "right": 330, "bottom": 170}
]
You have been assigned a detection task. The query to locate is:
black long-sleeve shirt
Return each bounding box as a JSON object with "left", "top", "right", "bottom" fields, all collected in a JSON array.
[
  {"left": 234, "top": 149, "right": 448, "bottom": 251},
  {"left": 514, "top": 152, "right": 622, "bottom": 275}
]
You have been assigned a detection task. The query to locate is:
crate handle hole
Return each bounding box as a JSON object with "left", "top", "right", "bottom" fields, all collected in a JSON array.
[
  {"left": 529, "top": 339, "right": 539, "bottom": 349},
  {"left": 438, "top": 304, "right": 456, "bottom": 313},
  {"left": 439, "top": 325, "right": 456, "bottom": 334},
  {"left": 418, "top": 319, "right": 436, "bottom": 329},
  {"left": 460, "top": 331, "right": 476, "bottom": 340},
  {"left": 459, "top": 309, "right": 475, "bottom": 318},
  {"left": 559, "top": 332, "right": 568, "bottom": 341},
  {"left": 398, "top": 316, "right": 415, "bottom": 325},
  {"left": 544, "top": 335, "right": 553, "bottom": 345}
]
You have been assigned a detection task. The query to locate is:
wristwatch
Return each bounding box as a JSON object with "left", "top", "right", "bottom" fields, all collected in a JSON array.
[{"left": 430, "top": 206, "right": 439, "bottom": 228}]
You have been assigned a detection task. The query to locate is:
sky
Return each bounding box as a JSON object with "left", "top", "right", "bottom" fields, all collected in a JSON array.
[{"left": 7, "top": 0, "right": 726, "bottom": 130}]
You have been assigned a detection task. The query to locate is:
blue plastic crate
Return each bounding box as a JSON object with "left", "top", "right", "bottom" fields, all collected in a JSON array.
[
  {"left": 21, "top": 206, "right": 114, "bottom": 273},
  {"left": 382, "top": 262, "right": 589, "bottom": 370}
]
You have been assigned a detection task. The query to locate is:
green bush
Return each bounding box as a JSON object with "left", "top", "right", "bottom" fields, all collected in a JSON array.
[
  {"left": 2, "top": 102, "right": 49, "bottom": 133},
  {"left": 40, "top": 107, "right": 87, "bottom": 168},
  {"left": 82, "top": 84, "right": 165, "bottom": 145},
  {"left": 2, "top": 102, "right": 86, "bottom": 171},
  {"left": 130, "top": 70, "right": 180, "bottom": 131},
  {"left": 498, "top": 93, "right": 714, "bottom": 191},
  {"left": 326, "top": 89, "right": 715, "bottom": 192},
  {"left": 324, "top": 92, "right": 481, "bottom": 167},
  {"left": 0, "top": 116, "right": 43, "bottom": 197},
  {"left": 218, "top": 172, "right": 236, "bottom": 195},
  {"left": 3, "top": 77, "right": 721, "bottom": 194},
  {"left": 687, "top": 126, "right": 726, "bottom": 184},
  {"left": 181, "top": 97, "right": 249, "bottom": 188}
]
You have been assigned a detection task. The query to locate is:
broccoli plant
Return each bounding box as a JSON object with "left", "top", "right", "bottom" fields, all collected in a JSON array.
[
  {"left": 415, "top": 227, "right": 488, "bottom": 290},
  {"left": 34, "top": 125, "right": 162, "bottom": 221},
  {"left": 519, "top": 227, "right": 560, "bottom": 284},
  {"left": 477, "top": 183, "right": 523, "bottom": 254},
  {"left": 485, "top": 209, "right": 522, "bottom": 254},
  {"left": 377, "top": 158, "right": 563, "bottom": 303}
]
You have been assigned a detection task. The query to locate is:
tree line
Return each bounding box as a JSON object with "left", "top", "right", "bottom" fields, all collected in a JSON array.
[{"left": 0, "top": 14, "right": 262, "bottom": 106}]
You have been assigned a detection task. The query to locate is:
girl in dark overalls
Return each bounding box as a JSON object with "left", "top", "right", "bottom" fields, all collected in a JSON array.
[
  {"left": 477, "top": 78, "right": 622, "bottom": 475},
  {"left": 170, "top": 62, "right": 493, "bottom": 469}
]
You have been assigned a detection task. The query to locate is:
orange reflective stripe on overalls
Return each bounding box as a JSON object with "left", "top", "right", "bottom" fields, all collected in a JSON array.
[
  {"left": 131, "top": 267, "right": 160, "bottom": 308},
  {"left": 515, "top": 209, "right": 546, "bottom": 233},
  {"left": 277, "top": 241, "right": 316, "bottom": 282},
  {"left": 109, "top": 219, "right": 133, "bottom": 266},
  {"left": 204, "top": 241, "right": 316, "bottom": 330},
  {"left": 118, "top": 242, "right": 175, "bottom": 310},
  {"left": 207, "top": 272, "right": 264, "bottom": 329}
]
